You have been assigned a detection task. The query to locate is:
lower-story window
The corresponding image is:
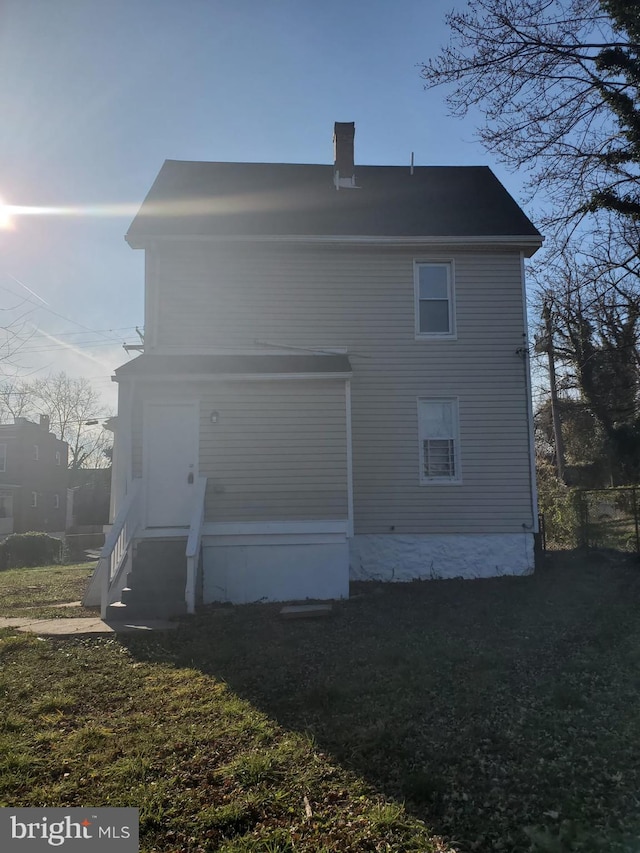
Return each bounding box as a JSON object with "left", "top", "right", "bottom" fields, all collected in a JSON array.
[
  {"left": 0, "top": 494, "right": 12, "bottom": 518},
  {"left": 31, "top": 491, "right": 38, "bottom": 507},
  {"left": 418, "top": 397, "right": 461, "bottom": 484}
]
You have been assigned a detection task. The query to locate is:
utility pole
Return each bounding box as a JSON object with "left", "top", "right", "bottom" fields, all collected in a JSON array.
[{"left": 541, "top": 300, "right": 566, "bottom": 482}]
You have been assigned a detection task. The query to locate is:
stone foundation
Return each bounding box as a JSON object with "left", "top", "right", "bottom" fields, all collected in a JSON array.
[{"left": 349, "top": 533, "right": 534, "bottom": 581}]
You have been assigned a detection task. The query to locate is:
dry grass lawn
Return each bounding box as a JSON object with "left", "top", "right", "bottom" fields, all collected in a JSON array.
[{"left": 2, "top": 550, "right": 640, "bottom": 851}]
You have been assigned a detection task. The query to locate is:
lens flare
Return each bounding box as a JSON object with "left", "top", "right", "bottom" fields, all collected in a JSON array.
[
  {"left": 0, "top": 198, "right": 13, "bottom": 230},
  {"left": 0, "top": 200, "right": 141, "bottom": 229}
]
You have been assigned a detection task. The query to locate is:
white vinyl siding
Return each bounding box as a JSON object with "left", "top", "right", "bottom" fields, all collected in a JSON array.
[
  {"left": 132, "top": 380, "right": 348, "bottom": 523},
  {"left": 200, "top": 380, "right": 348, "bottom": 522},
  {"left": 418, "top": 398, "right": 461, "bottom": 484},
  {"left": 149, "top": 244, "right": 534, "bottom": 535},
  {"left": 132, "top": 399, "right": 143, "bottom": 479},
  {"left": 414, "top": 262, "right": 455, "bottom": 338}
]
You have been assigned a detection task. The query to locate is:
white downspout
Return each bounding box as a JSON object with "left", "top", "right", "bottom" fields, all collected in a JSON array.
[
  {"left": 345, "top": 379, "right": 354, "bottom": 538},
  {"left": 520, "top": 252, "right": 539, "bottom": 532}
]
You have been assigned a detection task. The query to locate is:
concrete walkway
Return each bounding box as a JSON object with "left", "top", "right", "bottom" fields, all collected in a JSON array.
[{"left": 0, "top": 615, "right": 180, "bottom": 636}]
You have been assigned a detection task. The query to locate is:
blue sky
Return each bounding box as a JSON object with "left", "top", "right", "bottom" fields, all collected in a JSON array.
[{"left": 0, "top": 0, "right": 536, "bottom": 409}]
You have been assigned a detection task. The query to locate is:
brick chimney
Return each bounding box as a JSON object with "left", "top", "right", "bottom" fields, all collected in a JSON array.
[
  {"left": 333, "top": 122, "right": 357, "bottom": 189},
  {"left": 39, "top": 414, "right": 50, "bottom": 432}
]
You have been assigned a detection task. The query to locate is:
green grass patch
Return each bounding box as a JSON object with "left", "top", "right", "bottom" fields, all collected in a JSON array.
[
  {"left": 0, "top": 562, "right": 96, "bottom": 618},
  {"left": 0, "top": 629, "right": 447, "bottom": 851},
  {"left": 2, "top": 550, "right": 640, "bottom": 851}
]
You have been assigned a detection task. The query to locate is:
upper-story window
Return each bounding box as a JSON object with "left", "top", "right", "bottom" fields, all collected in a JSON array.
[
  {"left": 0, "top": 444, "right": 6, "bottom": 473},
  {"left": 414, "top": 262, "right": 455, "bottom": 338},
  {"left": 33, "top": 445, "right": 39, "bottom": 461},
  {"left": 418, "top": 398, "right": 461, "bottom": 485},
  {"left": 55, "top": 450, "right": 61, "bottom": 466}
]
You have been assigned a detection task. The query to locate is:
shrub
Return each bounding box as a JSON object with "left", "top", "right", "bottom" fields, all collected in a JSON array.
[
  {"left": 537, "top": 459, "right": 580, "bottom": 548},
  {"left": 0, "top": 532, "right": 63, "bottom": 570},
  {"left": 62, "top": 535, "right": 86, "bottom": 565},
  {"left": 62, "top": 533, "right": 104, "bottom": 564}
]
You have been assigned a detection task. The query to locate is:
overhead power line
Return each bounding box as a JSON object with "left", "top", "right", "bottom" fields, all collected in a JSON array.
[
  {"left": 14, "top": 341, "right": 128, "bottom": 354},
  {"left": 0, "top": 274, "right": 140, "bottom": 345},
  {"left": 31, "top": 326, "right": 139, "bottom": 338}
]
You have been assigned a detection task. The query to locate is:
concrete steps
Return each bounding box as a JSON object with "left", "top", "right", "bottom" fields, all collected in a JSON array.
[{"left": 106, "top": 538, "right": 188, "bottom": 620}]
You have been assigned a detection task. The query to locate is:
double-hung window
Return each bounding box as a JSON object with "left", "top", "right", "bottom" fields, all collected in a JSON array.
[
  {"left": 418, "top": 398, "right": 461, "bottom": 484},
  {"left": 415, "top": 262, "right": 455, "bottom": 338}
]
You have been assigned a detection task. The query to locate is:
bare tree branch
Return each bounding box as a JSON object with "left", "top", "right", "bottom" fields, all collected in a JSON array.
[
  {"left": 0, "top": 372, "right": 112, "bottom": 468},
  {"left": 421, "top": 0, "right": 640, "bottom": 233}
]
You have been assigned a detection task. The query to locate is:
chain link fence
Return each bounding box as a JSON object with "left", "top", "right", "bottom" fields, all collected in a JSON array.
[
  {"left": 574, "top": 487, "right": 640, "bottom": 554},
  {"left": 538, "top": 477, "right": 640, "bottom": 555}
]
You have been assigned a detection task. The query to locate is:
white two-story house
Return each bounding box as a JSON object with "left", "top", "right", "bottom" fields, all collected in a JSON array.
[{"left": 91, "top": 123, "right": 543, "bottom": 619}]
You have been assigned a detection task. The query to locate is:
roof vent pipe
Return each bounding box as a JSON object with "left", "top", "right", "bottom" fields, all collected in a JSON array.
[{"left": 333, "top": 122, "right": 358, "bottom": 189}]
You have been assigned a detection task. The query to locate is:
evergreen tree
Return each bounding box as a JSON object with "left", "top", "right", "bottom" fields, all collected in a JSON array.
[{"left": 588, "top": 0, "right": 640, "bottom": 219}]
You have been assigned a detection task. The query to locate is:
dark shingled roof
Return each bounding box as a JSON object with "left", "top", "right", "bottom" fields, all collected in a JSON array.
[
  {"left": 115, "top": 354, "right": 352, "bottom": 378},
  {"left": 126, "top": 161, "right": 541, "bottom": 245}
]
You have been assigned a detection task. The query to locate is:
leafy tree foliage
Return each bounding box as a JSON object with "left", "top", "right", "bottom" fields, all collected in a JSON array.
[
  {"left": 535, "top": 397, "right": 610, "bottom": 484},
  {"left": 535, "top": 258, "right": 640, "bottom": 483},
  {"left": 535, "top": 456, "right": 580, "bottom": 544}
]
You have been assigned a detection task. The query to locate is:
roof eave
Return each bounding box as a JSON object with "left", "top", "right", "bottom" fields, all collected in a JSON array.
[
  {"left": 125, "top": 232, "right": 544, "bottom": 255},
  {"left": 115, "top": 371, "right": 353, "bottom": 383}
]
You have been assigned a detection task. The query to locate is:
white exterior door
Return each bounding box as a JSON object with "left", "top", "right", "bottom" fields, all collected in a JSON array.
[{"left": 144, "top": 401, "right": 198, "bottom": 527}]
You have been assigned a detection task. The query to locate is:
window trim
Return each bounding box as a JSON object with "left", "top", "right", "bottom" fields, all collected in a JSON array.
[
  {"left": 414, "top": 260, "right": 456, "bottom": 340},
  {"left": 0, "top": 443, "right": 6, "bottom": 473},
  {"left": 417, "top": 397, "right": 462, "bottom": 485}
]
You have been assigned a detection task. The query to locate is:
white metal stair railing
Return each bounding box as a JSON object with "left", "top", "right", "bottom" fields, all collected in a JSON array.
[
  {"left": 185, "top": 476, "right": 208, "bottom": 615},
  {"left": 96, "top": 479, "right": 142, "bottom": 619}
]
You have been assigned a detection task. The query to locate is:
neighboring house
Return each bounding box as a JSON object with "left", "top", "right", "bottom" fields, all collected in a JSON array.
[
  {"left": 0, "top": 416, "right": 69, "bottom": 535},
  {"left": 90, "top": 122, "right": 543, "bottom": 618},
  {"left": 68, "top": 467, "right": 111, "bottom": 528}
]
